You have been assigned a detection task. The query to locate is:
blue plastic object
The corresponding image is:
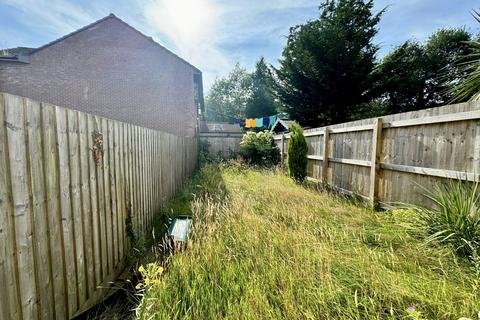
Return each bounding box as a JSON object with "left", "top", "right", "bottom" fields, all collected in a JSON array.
[{"left": 167, "top": 215, "right": 193, "bottom": 242}]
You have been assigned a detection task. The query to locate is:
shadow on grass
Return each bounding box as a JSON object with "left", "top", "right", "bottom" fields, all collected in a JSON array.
[
  {"left": 76, "top": 163, "right": 228, "bottom": 320},
  {"left": 295, "top": 176, "right": 374, "bottom": 210},
  {"left": 146, "top": 162, "right": 229, "bottom": 249}
]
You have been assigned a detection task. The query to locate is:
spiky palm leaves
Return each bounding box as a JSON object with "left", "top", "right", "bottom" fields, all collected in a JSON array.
[{"left": 448, "top": 10, "right": 480, "bottom": 102}]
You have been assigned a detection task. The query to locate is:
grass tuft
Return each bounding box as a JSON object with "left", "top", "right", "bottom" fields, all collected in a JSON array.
[{"left": 415, "top": 179, "right": 480, "bottom": 259}]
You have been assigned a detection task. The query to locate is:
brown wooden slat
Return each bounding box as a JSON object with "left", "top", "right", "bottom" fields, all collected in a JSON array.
[
  {"left": 78, "top": 112, "right": 95, "bottom": 299},
  {"left": 86, "top": 114, "right": 102, "bottom": 289},
  {"left": 42, "top": 103, "right": 68, "bottom": 319},
  {"left": 56, "top": 106, "right": 78, "bottom": 316},
  {"left": 0, "top": 93, "right": 22, "bottom": 320},
  {"left": 67, "top": 109, "right": 87, "bottom": 308},
  {"left": 25, "top": 98, "right": 55, "bottom": 319}
]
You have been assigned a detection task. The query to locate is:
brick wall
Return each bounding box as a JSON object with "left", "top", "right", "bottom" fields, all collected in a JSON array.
[{"left": 0, "top": 16, "right": 200, "bottom": 137}]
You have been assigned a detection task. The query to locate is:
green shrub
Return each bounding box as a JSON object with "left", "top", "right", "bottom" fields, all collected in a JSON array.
[
  {"left": 287, "top": 122, "right": 308, "bottom": 181},
  {"left": 416, "top": 179, "right": 480, "bottom": 259},
  {"left": 239, "top": 131, "right": 280, "bottom": 166},
  {"left": 198, "top": 139, "right": 211, "bottom": 164}
]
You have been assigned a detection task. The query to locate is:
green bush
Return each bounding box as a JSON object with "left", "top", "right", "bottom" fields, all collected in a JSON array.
[
  {"left": 416, "top": 179, "right": 480, "bottom": 259},
  {"left": 198, "top": 139, "right": 211, "bottom": 165},
  {"left": 239, "top": 131, "right": 280, "bottom": 166},
  {"left": 287, "top": 123, "right": 308, "bottom": 181}
]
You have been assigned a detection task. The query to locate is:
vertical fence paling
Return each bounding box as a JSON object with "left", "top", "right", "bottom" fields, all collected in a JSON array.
[
  {"left": 275, "top": 101, "right": 480, "bottom": 207},
  {"left": 321, "top": 129, "right": 329, "bottom": 183},
  {"left": 0, "top": 92, "right": 198, "bottom": 319},
  {"left": 369, "top": 118, "right": 383, "bottom": 205}
]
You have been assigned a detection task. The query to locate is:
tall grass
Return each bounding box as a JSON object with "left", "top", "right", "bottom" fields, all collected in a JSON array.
[
  {"left": 135, "top": 164, "right": 480, "bottom": 319},
  {"left": 416, "top": 179, "right": 480, "bottom": 259}
]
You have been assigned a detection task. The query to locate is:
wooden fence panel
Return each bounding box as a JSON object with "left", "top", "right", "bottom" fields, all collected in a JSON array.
[
  {"left": 43, "top": 104, "right": 68, "bottom": 319},
  {"left": 25, "top": 99, "right": 55, "bottom": 319},
  {"left": 56, "top": 107, "right": 78, "bottom": 317},
  {"left": 275, "top": 100, "right": 480, "bottom": 206},
  {"left": 199, "top": 133, "right": 242, "bottom": 159},
  {"left": 104, "top": 119, "right": 114, "bottom": 275},
  {"left": 0, "top": 92, "right": 21, "bottom": 320},
  {"left": 86, "top": 114, "right": 101, "bottom": 291},
  {"left": 6, "top": 94, "right": 39, "bottom": 319},
  {"left": 78, "top": 112, "right": 94, "bottom": 300},
  {"left": 0, "top": 92, "right": 198, "bottom": 319},
  {"left": 67, "top": 109, "right": 88, "bottom": 308}
]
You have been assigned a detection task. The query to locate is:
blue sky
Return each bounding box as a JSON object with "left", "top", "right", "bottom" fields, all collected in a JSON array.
[{"left": 0, "top": 0, "right": 478, "bottom": 90}]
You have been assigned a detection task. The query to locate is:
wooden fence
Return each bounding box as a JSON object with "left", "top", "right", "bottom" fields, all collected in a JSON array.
[
  {"left": 199, "top": 132, "right": 243, "bottom": 159},
  {"left": 0, "top": 93, "right": 197, "bottom": 320},
  {"left": 274, "top": 101, "right": 480, "bottom": 207}
]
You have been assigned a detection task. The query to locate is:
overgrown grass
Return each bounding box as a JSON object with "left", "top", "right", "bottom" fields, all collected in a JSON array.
[{"left": 136, "top": 164, "right": 480, "bottom": 319}]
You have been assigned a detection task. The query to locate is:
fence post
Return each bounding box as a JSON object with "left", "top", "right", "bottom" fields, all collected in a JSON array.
[
  {"left": 322, "top": 128, "right": 330, "bottom": 184},
  {"left": 369, "top": 118, "right": 383, "bottom": 207},
  {"left": 281, "top": 133, "right": 285, "bottom": 165}
]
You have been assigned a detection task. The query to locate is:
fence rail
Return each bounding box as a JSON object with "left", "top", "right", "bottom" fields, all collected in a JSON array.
[
  {"left": 0, "top": 92, "right": 197, "bottom": 319},
  {"left": 274, "top": 101, "right": 480, "bottom": 207}
]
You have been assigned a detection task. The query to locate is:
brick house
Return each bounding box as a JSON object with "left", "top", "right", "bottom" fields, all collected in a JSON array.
[{"left": 0, "top": 14, "right": 204, "bottom": 137}]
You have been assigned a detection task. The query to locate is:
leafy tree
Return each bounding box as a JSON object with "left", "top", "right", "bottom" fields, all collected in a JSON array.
[
  {"left": 350, "top": 98, "right": 388, "bottom": 121},
  {"left": 245, "top": 58, "right": 278, "bottom": 118},
  {"left": 371, "top": 41, "right": 429, "bottom": 114},
  {"left": 372, "top": 28, "right": 471, "bottom": 114},
  {"left": 205, "top": 63, "right": 252, "bottom": 122},
  {"left": 287, "top": 123, "right": 308, "bottom": 182},
  {"left": 275, "top": 0, "right": 383, "bottom": 127},
  {"left": 427, "top": 28, "right": 472, "bottom": 94},
  {"left": 448, "top": 41, "right": 480, "bottom": 102}
]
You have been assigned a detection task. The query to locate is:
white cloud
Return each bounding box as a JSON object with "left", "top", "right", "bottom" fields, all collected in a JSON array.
[
  {"left": 1, "top": 0, "right": 96, "bottom": 34},
  {"left": 142, "top": 0, "right": 232, "bottom": 89},
  {"left": 0, "top": 0, "right": 319, "bottom": 90},
  {"left": 3, "top": 0, "right": 477, "bottom": 92},
  {"left": 140, "top": 0, "right": 319, "bottom": 89}
]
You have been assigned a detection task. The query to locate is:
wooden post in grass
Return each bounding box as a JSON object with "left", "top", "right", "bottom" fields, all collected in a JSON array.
[
  {"left": 369, "top": 118, "right": 383, "bottom": 207},
  {"left": 322, "top": 128, "right": 330, "bottom": 184},
  {"left": 281, "top": 133, "right": 285, "bottom": 165}
]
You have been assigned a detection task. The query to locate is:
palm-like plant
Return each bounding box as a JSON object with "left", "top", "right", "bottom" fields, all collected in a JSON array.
[
  {"left": 416, "top": 179, "right": 480, "bottom": 259},
  {"left": 447, "top": 10, "right": 480, "bottom": 102}
]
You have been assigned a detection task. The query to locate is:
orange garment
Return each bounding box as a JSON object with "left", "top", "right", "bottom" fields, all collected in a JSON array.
[{"left": 245, "top": 118, "right": 255, "bottom": 128}]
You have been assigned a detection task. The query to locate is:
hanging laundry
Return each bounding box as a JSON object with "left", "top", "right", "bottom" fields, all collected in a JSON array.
[
  {"left": 256, "top": 118, "right": 263, "bottom": 127},
  {"left": 269, "top": 115, "right": 277, "bottom": 127},
  {"left": 233, "top": 118, "right": 242, "bottom": 125},
  {"left": 246, "top": 118, "right": 255, "bottom": 128},
  {"left": 262, "top": 117, "right": 269, "bottom": 127}
]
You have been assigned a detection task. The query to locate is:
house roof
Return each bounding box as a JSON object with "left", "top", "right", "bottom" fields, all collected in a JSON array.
[
  {"left": 200, "top": 121, "right": 243, "bottom": 133},
  {"left": 0, "top": 47, "right": 35, "bottom": 57},
  {"left": 0, "top": 14, "right": 201, "bottom": 73},
  {"left": 271, "top": 119, "right": 294, "bottom": 133},
  {"left": 0, "top": 47, "right": 34, "bottom": 62}
]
